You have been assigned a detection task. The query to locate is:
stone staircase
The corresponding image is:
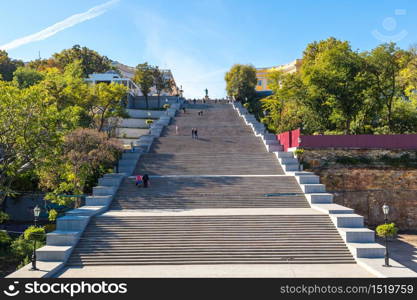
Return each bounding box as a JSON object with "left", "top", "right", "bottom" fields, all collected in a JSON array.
[
  {"left": 67, "top": 215, "right": 355, "bottom": 266},
  {"left": 233, "top": 102, "right": 387, "bottom": 260},
  {"left": 110, "top": 176, "right": 309, "bottom": 210},
  {"left": 136, "top": 153, "right": 283, "bottom": 175},
  {"left": 66, "top": 103, "right": 358, "bottom": 268}
]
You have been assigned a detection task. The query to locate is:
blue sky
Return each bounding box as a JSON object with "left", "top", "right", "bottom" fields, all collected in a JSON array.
[{"left": 1, "top": 0, "right": 417, "bottom": 98}]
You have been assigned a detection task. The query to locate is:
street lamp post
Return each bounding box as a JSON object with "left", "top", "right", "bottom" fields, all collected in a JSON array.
[
  {"left": 30, "top": 205, "right": 41, "bottom": 271},
  {"left": 382, "top": 204, "right": 390, "bottom": 267}
]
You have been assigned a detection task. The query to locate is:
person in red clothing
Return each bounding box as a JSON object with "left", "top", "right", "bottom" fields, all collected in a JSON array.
[
  {"left": 135, "top": 174, "right": 150, "bottom": 188},
  {"left": 135, "top": 175, "right": 143, "bottom": 187}
]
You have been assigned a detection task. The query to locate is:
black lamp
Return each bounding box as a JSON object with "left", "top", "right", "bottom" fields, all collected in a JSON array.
[{"left": 382, "top": 204, "right": 391, "bottom": 267}]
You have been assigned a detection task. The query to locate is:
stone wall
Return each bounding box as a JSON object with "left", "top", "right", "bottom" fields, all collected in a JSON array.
[{"left": 301, "top": 149, "right": 417, "bottom": 231}]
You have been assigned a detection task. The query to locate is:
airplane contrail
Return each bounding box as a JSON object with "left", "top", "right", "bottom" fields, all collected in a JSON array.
[{"left": 0, "top": 0, "right": 120, "bottom": 51}]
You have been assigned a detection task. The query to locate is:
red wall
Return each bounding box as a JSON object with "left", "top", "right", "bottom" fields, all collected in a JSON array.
[
  {"left": 277, "top": 129, "right": 300, "bottom": 151},
  {"left": 277, "top": 130, "right": 417, "bottom": 151}
]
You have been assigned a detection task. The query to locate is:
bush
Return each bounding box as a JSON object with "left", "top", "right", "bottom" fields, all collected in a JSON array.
[
  {"left": 48, "top": 209, "right": 58, "bottom": 222},
  {"left": 294, "top": 148, "right": 305, "bottom": 159},
  {"left": 373, "top": 126, "right": 391, "bottom": 135},
  {"left": 163, "top": 104, "right": 171, "bottom": 110},
  {"left": 0, "top": 230, "right": 11, "bottom": 247},
  {"left": 376, "top": 223, "right": 398, "bottom": 239},
  {"left": 17, "top": 256, "right": 31, "bottom": 269},
  {"left": 145, "top": 119, "right": 154, "bottom": 125},
  {"left": 0, "top": 211, "right": 9, "bottom": 224},
  {"left": 10, "top": 236, "right": 33, "bottom": 259},
  {"left": 44, "top": 224, "right": 56, "bottom": 233},
  {"left": 10, "top": 231, "right": 46, "bottom": 270},
  {"left": 23, "top": 226, "right": 46, "bottom": 242},
  {"left": 243, "top": 103, "right": 250, "bottom": 109}
]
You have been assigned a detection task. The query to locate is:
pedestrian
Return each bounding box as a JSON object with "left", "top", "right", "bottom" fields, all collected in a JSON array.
[
  {"left": 135, "top": 175, "right": 143, "bottom": 187},
  {"left": 142, "top": 174, "right": 150, "bottom": 188},
  {"left": 194, "top": 128, "right": 198, "bottom": 140},
  {"left": 193, "top": 99, "right": 196, "bottom": 105},
  {"left": 192, "top": 128, "right": 195, "bottom": 139},
  {"left": 176, "top": 125, "right": 179, "bottom": 135},
  {"left": 183, "top": 107, "right": 186, "bottom": 114}
]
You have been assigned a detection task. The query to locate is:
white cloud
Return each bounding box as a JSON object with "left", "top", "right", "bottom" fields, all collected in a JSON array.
[{"left": 0, "top": 0, "right": 120, "bottom": 51}]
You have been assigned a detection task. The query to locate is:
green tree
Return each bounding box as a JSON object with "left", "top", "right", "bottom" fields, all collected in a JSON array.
[
  {"left": 27, "top": 58, "right": 59, "bottom": 72},
  {"left": 301, "top": 38, "right": 367, "bottom": 134},
  {"left": 134, "top": 63, "right": 155, "bottom": 110},
  {"left": 364, "top": 43, "right": 408, "bottom": 132},
  {"left": 262, "top": 72, "right": 306, "bottom": 133},
  {"left": 0, "top": 82, "right": 79, "bottom": 205},
  {"left": 225, "top": 64, "right": 257, "bottom": 102},
  {"left": 153, "top": 67, "right": 173, "bottom": 108},
  {"left": 12, "top": 66, "right": 44, "bottom": 89},
  {"left": 39, "top": 128, "right": 123, "bottom": 207},
  {"left": 52, "top": 45, "right": 113, "bottom": 77},
  {"left": 0, "top": 50, "right": 24, "bottom": 81},
  {"left": 88, "top": 82, "right": 129, "bottom": 132}
]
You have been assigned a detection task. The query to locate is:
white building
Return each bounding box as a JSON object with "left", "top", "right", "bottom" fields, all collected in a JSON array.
[
  {"left": 85, "top": 71, "right": 141, "bottom": 96},
  {"left": 112, "top": 61, "right": 181, "bottom": 96}
]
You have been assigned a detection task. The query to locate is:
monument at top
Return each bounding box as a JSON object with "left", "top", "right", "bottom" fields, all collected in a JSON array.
[{"left": 204, "top": 88, "right": 209, "bottom": 100}]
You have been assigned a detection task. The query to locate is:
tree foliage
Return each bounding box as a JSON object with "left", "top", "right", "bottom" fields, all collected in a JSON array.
[
  {"left": 88, "top": 82, "right": 129, "bottom": 132},
  {"left": 153, "top": 67, "right": 173, "bottom": 108},
  {"left": 259, "top": 38, "right": 417, "bottom": 135},
  {"left": 0, "top": 82, "right": 79, "bottom": 205},
  {"left": 225, "top": 64, "right": 257, "bottom": 102},
  {"left": 39, "top": 128, "right": 123, "bottom": 207},
  {"left": 52, "top": 45, "right": 113, "bottom": 77},
  {"left": 0, "top": 50, "right": 24, "bottom": 81},
  {"left": 134, "top": 62, "right": 155, "bottom": 109},
  {"left": 0, "top": 211, "right": 10, "bottom": 224},
  {"left": 0, "top": 46, "right": 129, "bottom": 208},
  {"left": 23, "top": 226, "right": 46, "bottom": 242},
  {"left": 376, "top": 223, "right": 398, "bottom": 238},
  {"left": 13, "top": 67, "right": 45, "bottom": 89}
]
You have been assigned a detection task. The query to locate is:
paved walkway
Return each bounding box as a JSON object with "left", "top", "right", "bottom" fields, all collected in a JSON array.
[{"left": 58, "top": 264, "right": 373, "bottom": 278}]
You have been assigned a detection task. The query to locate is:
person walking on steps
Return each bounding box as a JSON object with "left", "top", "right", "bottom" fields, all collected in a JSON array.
[
  {"left": 192, "top": 128, "right": 195, "bottom": 139},
  {"left": 194, "top": 128, "right": 198, "bottom": 140},
  {"left": 135, "top": 175, "right": 143, "bottom": 187},
  {"left": 142, "top": 174, "right": 150, "bottom": 188}
]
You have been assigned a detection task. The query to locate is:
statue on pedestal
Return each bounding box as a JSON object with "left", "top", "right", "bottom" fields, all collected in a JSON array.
[{"left": 204, "top": 88, "right": 209, "bottom": 103}]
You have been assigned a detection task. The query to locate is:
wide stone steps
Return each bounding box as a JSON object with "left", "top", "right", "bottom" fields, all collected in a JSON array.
[
  {"left": 149, "top": 136, "right": 268, "bottom": 154},
  {"left": 61, "top": 103, "right": 361, "bottom": 271},
  {"left": 110, "top": 176, "right": 309, "bottom": 209},
  {"left": 135, "top": 153, "right": 284, "bottom": 175},
  {"left": 163, "top": 126, "right": 253, "bottom": 137},
  {"left": 67, "top": 215, "right": 355, "bottom": 266},
  {"left": 110, "top": 199, "right": 309, "bottom": 210}
]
